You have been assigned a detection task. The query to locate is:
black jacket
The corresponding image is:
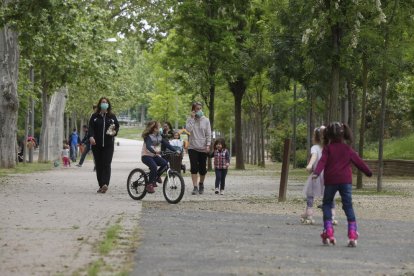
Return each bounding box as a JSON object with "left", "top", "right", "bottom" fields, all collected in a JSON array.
[{"left": 88, "top": 112, "right": 120, "bottom": 148}]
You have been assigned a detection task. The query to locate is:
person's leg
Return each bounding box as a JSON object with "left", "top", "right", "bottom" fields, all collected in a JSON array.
[
  {"left": 188, "top": 149, "right": 200, "bottom": 194},
  {"left": 142, "top": 156, "right": 158, "bottom": 184},
  {"left": 92, "top": 146, "right": 104, "bottom": 188},
  {"left": 215, "top": 169, "right": 221, "bottom": 191},
  {"left": 155, "top": 156, "right": 168, "bottom": 175},
  {"left": 101, "top": 146, "right": 114, "bottom": 187},
  {"left": 70, "top": 144, "right": 75, "bottom": 161},
  {"left": 321, "top": 185, "right": 338, "bottom": 243},
  {"left": 78, "top": 146, "right": 88, "bottom": 166},
  {"left": 221, "top": 169, "right": 228, "bottom": 190},
  {"left": 338, "top": 184, "right": 358, "bottom": 245},
  {"left": 198, "top": 151, "right": 208, "bottom": 194}
]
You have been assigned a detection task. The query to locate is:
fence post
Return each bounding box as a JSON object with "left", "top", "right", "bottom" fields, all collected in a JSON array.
[{"left": 279, "top": 138, "right": 291, "bottom": 202}]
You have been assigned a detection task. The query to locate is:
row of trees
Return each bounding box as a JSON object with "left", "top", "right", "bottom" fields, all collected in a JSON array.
[{"left": 1, "top": 1, "right": 414, "bottom": 190}]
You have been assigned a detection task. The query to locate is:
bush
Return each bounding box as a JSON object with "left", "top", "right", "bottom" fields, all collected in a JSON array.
[{"left": 295, "top": 149, "right": 308, "bottom": 168}]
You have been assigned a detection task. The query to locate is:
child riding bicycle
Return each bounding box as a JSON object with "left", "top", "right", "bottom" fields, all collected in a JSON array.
[{"left": 141, "top": 121, "right": 180, "bottom": 193}]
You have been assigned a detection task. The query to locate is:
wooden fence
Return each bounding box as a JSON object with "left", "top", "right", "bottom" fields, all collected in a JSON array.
[{"left": 363, "top": 160, "right": 414, "bottom": 176}]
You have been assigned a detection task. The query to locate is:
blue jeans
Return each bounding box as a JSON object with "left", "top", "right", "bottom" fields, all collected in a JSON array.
[
  {"left": 215, "top": 169, "right": 228, "bottom": 190},
  {"left": 323, "top": 184, "right": 355, "bottom": 222},
  {"left": 142, "top": 155, "right": 167, "bottom": 184},
  {"left": 70, "top": 144, "right": 78, "bottom": 161}
]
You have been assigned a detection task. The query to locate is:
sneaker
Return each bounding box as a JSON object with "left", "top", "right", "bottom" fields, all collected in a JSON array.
[
  {"left": 101, "top": 184, "right": 108, "bottom": 193},
  {"left": 215, "top": 188, "right": 219, "bottom": 194},
  {"left": 199, "top": 183, "right": 204, "bottom": 194},
  {"left": 220, "top": 190, "right": 224, "bottom": 195},
  {"left": 76, "top": 164, "right": 82, "bottom": 167},
  {"left": 146, "top": 183, "right": 155, "bottom": 193},
  {"left": 97, "top": 187, "right": 103, "bottom": 193},
  {"left": 156, "top": 176, "right": 162, "bottom": 183},
  {"left": 191, "top": 186, "right": 199, "bottom": 195},
  {"left": 153, "top": 182, "right": 158, "bottom": 188}
]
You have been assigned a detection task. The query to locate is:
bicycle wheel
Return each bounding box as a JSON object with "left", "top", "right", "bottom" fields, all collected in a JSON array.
[
  {"left": 127, "top": 168, "right": 148, "bottom": 200},
  {"left": 163, "top": 170, "right": 185, "bottom": 204}
]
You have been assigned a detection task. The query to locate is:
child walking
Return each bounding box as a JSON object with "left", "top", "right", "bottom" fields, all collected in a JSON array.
[
  {"left": 212, "top": 138, "right": 230, "bottom": 195},
  {"left": 141, "top": 121, "right": 180, "bottom": 194},
  {"left": 302, "top": 126, "right": 324, "bottom": 223},
  {"left": 313, "top": 122, "right": 372, "bottom": 247},
  {"left": 61, "top": 143, "right": 70, "bottom": 167}
]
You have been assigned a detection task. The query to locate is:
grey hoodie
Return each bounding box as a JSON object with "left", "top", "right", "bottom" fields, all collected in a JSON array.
[{"left": 186, "top": 116, "right": 211, "bottom": 151}]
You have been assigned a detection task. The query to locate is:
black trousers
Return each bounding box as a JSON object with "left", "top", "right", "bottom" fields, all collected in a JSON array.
[
  {"left": 92, "top": 145, "right": 114, "bottom": 187},
  {"left": 188, "top": 149, "right": 207, "bottom": 175}
]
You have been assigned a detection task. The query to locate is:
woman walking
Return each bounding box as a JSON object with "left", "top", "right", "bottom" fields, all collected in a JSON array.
[
  {"left": 88, "top": 97, "right": 120, "bottom": 193},
  {"left": 186, "top": 102, "right": 211, "bottom": 195}
]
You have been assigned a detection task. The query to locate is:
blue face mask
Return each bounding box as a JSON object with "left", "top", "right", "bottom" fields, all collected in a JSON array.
[
  {"left": 196, "top": 110, "right": 204, "bottom": 117},
  {"left": 100, "top": 103, "right": 109, "bottom": 110}
]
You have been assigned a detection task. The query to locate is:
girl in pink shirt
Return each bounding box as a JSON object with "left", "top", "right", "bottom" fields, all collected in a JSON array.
[{"left": 313, "top": 122, "right": 372, "bottom": 247}]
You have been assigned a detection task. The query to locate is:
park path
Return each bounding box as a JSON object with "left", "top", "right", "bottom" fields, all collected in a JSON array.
[
  {"left": 0, "top": 138, "right": 144, "bottom": 275},
  {"left": 1, "top": 138, "right": 414, "bottom": 275}
]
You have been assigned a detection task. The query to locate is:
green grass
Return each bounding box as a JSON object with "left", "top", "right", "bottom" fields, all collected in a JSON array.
[
  {"left": 98, "top": 224, "right": 122, "bottom": 255},
  {"left": 117, "top": 126, "right": 144, "bottom": 140},
  {"left": 364, "top": 133, "right": 414, "bottom": 160},
  {"left": 0, "top": 162, "right": 52, "bottom": 178}
]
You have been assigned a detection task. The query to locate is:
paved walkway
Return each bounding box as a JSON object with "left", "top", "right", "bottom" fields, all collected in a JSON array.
[{"left": 1, "top": 138, "right": 413, "bottom": 275}]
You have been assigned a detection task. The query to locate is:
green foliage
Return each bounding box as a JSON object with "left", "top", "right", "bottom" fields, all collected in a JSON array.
[
  {"left": 99, "top": 224, "right": 122, "bottom": 255},
  {"left": 364, "top": 133, "right": 414, "bottom": 160}
]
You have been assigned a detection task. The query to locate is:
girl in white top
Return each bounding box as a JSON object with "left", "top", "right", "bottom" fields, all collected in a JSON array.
[{"left": 301, "top": 126, "right": 336, "bottom": 224}]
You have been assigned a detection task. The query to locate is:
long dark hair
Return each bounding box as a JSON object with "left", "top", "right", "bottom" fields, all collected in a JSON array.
[
  {"left": 323, "top": 122, "right": 353, "bottom": 145},
  {"left": 96, "top": 97, "right": 114, "bottom": 116},
  {"left": 142, "top": 121, "right": 159, "bottom": 139}
]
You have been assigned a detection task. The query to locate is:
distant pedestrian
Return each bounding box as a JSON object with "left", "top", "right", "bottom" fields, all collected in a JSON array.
[
  {"left": 89, "top": 97, "right": 120, "bottom": 194},
  {"left": 301, "top": 126, "right": 337, "bottom": 225},
  {"left": 161, "top": 121, "right": 174, "bottom": 152},
  {"left": 313, "top": 122, "right": 372, "bottom": 247},
  {"left": 61, "top": 143, "right": 70, "bottom": 167},
  {"left": 186, "top": 102, "right": 211, "bottom": 195},
  {"left": 211, "top": 138, "right": 230, "bottom": 195},
  {"left": 76, "top": 125, "right": 91, "bottom": 167},
  {"left": 68, "top": 129, "right": 81, "bottom": 162}
]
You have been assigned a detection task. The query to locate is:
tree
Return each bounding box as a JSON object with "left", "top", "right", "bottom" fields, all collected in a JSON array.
[{"left": 0, "top": 0, "right": 19, "bottom": 168}]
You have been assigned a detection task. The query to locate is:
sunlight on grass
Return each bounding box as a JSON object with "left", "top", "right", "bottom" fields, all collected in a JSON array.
[
  {"left": 117, "top": 126, "right": 143, "bottom": 140},
  {"left": 364, "top": 133, "right": 414, "bottom": 160},
  {"left": 0, "top": 162, "right": 52, "bottom": 178}
]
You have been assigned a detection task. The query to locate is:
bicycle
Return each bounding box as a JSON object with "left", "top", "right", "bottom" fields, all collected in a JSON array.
[{"left": 127, "top": 152, "right": 185, "bottom": 204}]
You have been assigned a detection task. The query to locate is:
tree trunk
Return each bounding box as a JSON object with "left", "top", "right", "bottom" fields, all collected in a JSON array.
[
  {"left": 307, "top": 89, "right": 315, "bottom": 160},
  {"left": 377, "top": 68, "right": 387, "bottom": 192},
  {"left": 229, "top": 77, "right": 246, "bottom": 170},
  {"left": 356, "top": 55, "right": 368, "bottom": 189},
  {"left": 38, "top": 77, "right": 50, "bottom": 162},
  {"left": 140, "top": 105, "right": 145, "bottom": 127},
  {"left": 46, "top": 87, "right": 67, "bottom": 162},
  {"left": 207, "top": 71, "right": 215, "bottom": 170},
  {"left": 29, "top": 67, "right": 35, "bottom": 163},
  {"left": 329, "top": 24, "right": 341, "bottom": 122},
  {"left": 292, "top": 83, "right": 297, "bottom": 168},
  {"left": 0, "top": 14, "right": 19, "bottom": 168}
]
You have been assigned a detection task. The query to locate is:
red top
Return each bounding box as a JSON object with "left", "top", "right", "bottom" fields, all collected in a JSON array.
[{"left": 314, "top": 141, "right": 372, "bottom": 185}]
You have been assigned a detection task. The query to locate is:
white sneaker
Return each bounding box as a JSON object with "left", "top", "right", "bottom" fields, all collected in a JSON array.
[
  {"left": 220, "top": 190, "right": 224, "bottom": 195},
  {"left": 215, "top": 188, "right": 219, "bottom": 194}
]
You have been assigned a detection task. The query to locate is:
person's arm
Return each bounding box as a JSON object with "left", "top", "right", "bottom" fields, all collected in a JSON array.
[
  {"left": 350, "top": 149, "right": 372, "bottom": 177},
  {"left": 144, "top": 137, "right": 157, "bottom": 154},
  {"left": 225, "top": 150, "right": 230, "bottom": 167},
  {"left": 186, "top": 117, "right": 195, "bottom": 133},
  {"left": 313, "top": 146, "right": 328, "bottom": 178},
  {"left": 306, "top": 154, "right": 317, "bottom": 172},
  {"left": 162, "top": 139, "right": 180, "bottom": 152},
  {"left": 205, "top": 119, "right": 211, "bottom": 150},
  {"left": 88, "top": 114, "right": 96, "bottom": 145},
  {"left": 113, "top": 115, "right": 120, "bottom": 136}
]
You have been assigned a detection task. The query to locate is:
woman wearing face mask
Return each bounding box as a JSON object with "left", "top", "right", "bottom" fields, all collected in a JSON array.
[
  {"left": 88, "top": 97, "right": 120, "bottom": 193},
  {"left": 186, "top": 102, "right": 211, "bottom": 195}
]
